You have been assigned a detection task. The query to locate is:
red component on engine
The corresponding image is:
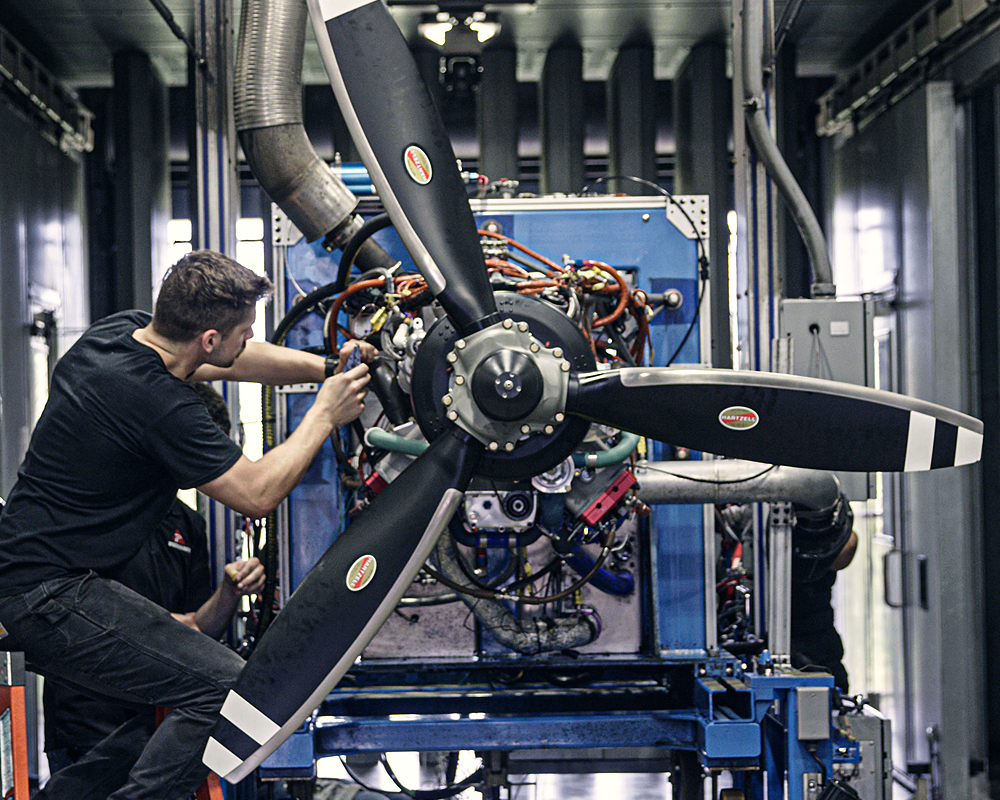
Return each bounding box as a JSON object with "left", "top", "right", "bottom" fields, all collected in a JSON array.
[
  {"left": 364, "top": 471, "right": 389, "bottom": 496},
  {"left": 580, "top": 469, "right": 637, "bottom": 526}
]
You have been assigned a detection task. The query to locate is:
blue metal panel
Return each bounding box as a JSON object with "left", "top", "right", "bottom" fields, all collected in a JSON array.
[
  {"left": 747, "top": 672, "right": 836, "bottom": 800},
  {"left": 652, "top": 503, "right": 707, "bottom": 653},
  {"left": 282, "top": 239, "right": 344, "bottom": 593},
  {"left": 702, "top": 721, "right": 761, "bottom": 760},
  {"left": 259, "top": 726, "right": 316, "bottom": 780}
]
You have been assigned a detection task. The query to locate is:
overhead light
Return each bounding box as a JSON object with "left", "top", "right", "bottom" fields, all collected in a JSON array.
[
  {"left": 418, "top": 12, "right": 455, "bottom": 46},
  {"left": 418, "top": 8, "right": 501, "bottom": 47},
  {"left": 467, "top": 11, "right": 501, "bottom": 43}
]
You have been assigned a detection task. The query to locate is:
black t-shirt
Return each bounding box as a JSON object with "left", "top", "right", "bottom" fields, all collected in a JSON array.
[
  {"left": 43, "top": 499, "right": 214, "bottom": 751},
  {"left": 790, "top": 570, "right": 849, "bottom": 692},
  {"left": 0, "top": 310, "right": 243, "bottom": 595}
]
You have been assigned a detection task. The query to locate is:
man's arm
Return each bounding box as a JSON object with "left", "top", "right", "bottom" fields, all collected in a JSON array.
[
  {"left": 198, "top": 363, "right": 371, "bottom": 519},
  {"left": 191, "top": 341, "right": 323, "bottom": 385},
  {"left": 831, "top": 530, "right": 858, "bottom": 571},
  {"left": 191, "top": 340, "right": 376, "bottom": 385},
  {"left": 172, "top": 557, "right": 266, "bottom": 639}
]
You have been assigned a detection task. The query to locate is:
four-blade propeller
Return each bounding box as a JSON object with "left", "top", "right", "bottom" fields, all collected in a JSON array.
[{"left": 204, "top": 0, "right": 983, "bottom": 782}]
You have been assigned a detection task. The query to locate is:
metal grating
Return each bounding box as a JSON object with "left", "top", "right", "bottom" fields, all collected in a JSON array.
[{"left": 0, "top": 22, "right": 93, "bottom": 155}]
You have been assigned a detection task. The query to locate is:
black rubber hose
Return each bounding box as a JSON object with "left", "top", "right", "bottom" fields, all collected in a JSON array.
[
  {"left": 272, "top": 280, "right": 341, "bottom": 345},
  {"left": 337, "top": 213, "right": 395, "bottom": 291}
]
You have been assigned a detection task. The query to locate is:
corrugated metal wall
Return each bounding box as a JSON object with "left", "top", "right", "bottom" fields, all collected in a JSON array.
[
  {"left": 0, "top": 102, "right": 89, "bottom": 496},
  {"left": 827, "top": 82, "right": 986, "bottom": 799}
]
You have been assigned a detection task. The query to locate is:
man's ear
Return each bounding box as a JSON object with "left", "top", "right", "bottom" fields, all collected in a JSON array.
[{"left": 199, "top": 329, "right": 220, "bottom": 354}]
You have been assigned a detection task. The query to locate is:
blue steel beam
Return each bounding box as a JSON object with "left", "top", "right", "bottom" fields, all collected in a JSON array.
[{"left": 315, "top": 711, "right": 700, "bottom": 756}]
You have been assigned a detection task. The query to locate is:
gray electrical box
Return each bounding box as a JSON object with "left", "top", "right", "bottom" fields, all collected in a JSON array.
[
  {"left": 834, "top": 708, "right": 893, "bottom": 800},
  {"left": 796, "top": 686, "right": 832, "bottom": 741},
  {"left": 778, "top": 299, "right": 876, "bottom": 500}
]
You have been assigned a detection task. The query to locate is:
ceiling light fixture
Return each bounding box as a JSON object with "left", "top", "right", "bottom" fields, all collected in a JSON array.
[
  {"left": 417, "top": 8, "right": 501, "bottom": 47},
  {"left": 467, "top": 11, "right": 501, "bottom": 43},
  {"left": 417, "top": 12, "right": 455, "bottom": 47}
]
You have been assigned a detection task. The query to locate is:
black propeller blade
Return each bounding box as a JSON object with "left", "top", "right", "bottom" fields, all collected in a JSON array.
[
  {"left": 307, "top": 0, "right": 498, "bottom": 333},
  {"left": 203, "top": 428, "right": 483, "bottom": 783},
  {"left": 567, "top": 367, "right": 983, "bottom": 472}
]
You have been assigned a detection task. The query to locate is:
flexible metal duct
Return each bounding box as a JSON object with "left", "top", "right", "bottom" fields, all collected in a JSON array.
[
  {"left": 635, "top": 460, "right": 840, "bottom": 511},
  {"left": 741, "top": 0, "right": 834, "bottom": 294},
  {"left": 433, "top": 532, "right": 601, "bottom": 655},
  {"left": 236, "top": 0, "right": 371, "bottom": 254}
]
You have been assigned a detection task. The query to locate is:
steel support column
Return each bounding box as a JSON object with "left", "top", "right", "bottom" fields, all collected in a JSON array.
[
  {"left": 673, "top": 40, "right": 733, "bottom": 369},
  {"left": 972, "top": 81, "right": 1000, "bottom": 794},
  {"left": 607, "top": 41, "right": 656, "bottom": 194},
  {"left": 539, "top": 38, "right": 584, "bottom": 195},
  {"left": 112, "top": 50, "right": 170, "bottom": 311},
  {"left": 732, "top": 0, "right": 778, "bottom": 374},
  {"left": 478, "top": 45, "right": 519, "bottom": 183},
  {"left": 189, "top": 0, "right": 241, "bottom": 603},
  {"left": 189, "top": 0, "right": 238, "bottom": 256}
]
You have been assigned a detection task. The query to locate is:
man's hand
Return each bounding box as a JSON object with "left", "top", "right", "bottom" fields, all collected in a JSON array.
[
  {"left": 223, "top": 557, "right": 266, "bottom": 596},
  {"left": 336, "top": 340, "right": 378, "bottom": 373},
  {"left": 171, "top": 612, "right": 200, "bottom": 630},
  {"left": 316, "top": 362, "right": 372, "bottom": 427},
  {"left": 174, "top": 558, "right": 267, "bottom": 638}
]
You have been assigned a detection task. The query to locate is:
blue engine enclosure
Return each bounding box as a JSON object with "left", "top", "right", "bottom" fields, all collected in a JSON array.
[{"left": 258, "top": 195, "right": 840, "bottom": 797}]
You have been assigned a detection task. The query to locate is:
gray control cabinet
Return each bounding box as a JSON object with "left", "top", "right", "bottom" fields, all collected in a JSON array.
[{"left": 778, "top": 299, "right": 876, "bottom": 500}]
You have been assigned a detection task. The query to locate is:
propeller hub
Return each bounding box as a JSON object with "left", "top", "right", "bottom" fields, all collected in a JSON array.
[
  {"left": 471, "top": 351, "right": 544, "bottom": 421},
  {"left": 442, "top": 318, "right": 571, "bottom": 452},
  {"left": 411, "top": 291, "right": 595, "bottom": 480}
]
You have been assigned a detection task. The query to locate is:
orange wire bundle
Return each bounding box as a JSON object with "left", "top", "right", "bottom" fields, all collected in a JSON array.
[{"left": 327, "top": 231, "right": 651, "bottom": 364}]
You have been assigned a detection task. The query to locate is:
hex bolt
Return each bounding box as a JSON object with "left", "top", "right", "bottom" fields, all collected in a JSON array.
[
  {"left": 552, "top": 347, "right": 563, "bottom": 358},
  {"left": 554, "top": 412, "right": 565, "bottom": 422},
  {"left": 521, "top": 424, "right": 531, "bottom": 434},
  {"left": 442, "top": 395, "right": 453, "bottom": 406},
  {"left": 642, "top": 213, "right": 650, "bottom": 222},
  {"left": 529, "top": 343, "right": 540, "bottom": 353},
  {"left": 502, "top": 318, "right": 513, "bottom": 329},
  {"left": 447, "top": 410, "right": 459, "bottom": 421},
  {"left": 488, "top": 441, "right": 499, "bottom": 451},
  {"left": 455, "top": 375, "right": 465, "bottom": 385},
  {"left": 543, "top": 425, "right": 554, "bottom": 435},
  {"left": 560, "top": 362, "right": 570, "bottom": 372},
  {"left": 447, "top": 352, "right": 458, "bottom": 363},
  {"left": 504, "top": 442, "right": 515, "bottom": 452},
  {"left": 455, "top": 339, "right": 466, "bottom": 349},
  {"left": 517, "top": 321, "right": 529, "bottom": 332}
]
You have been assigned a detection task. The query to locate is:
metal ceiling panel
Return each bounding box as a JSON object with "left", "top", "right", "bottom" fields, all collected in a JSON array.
[{"left": 0, "top": 0, "right": 912, "bottom": 87}]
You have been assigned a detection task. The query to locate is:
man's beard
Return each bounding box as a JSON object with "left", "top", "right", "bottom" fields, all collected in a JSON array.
[{"left": 220, "top": 340, "right": 247, "bottom": 369}]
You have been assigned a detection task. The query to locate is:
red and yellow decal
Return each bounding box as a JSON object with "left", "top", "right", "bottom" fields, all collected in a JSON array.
[
  {"left": 719, "top": 406, "right": 759, "bottom": 430},
  {"left": 346, "top": 554, "right": 377, "bottom": 591},
  {"left": 403, "top": 145, "right": 432, "bottom": 184}
]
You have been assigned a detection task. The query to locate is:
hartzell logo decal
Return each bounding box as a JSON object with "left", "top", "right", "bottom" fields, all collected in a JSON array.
[
  {"left": 0, "top": 620, "right": 7, "bottom": 640},
  {"left": 719, "top": 406, "right": 760, "bottom": 430},
  {"left": 403, "top": 145, "right": 432, "bottom": 185},
  {"left": 346, "top": 554, "right": 377, "bottom": 591}
]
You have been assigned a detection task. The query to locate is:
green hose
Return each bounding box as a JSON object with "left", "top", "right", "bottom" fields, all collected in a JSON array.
[
  {"left": 365, "top": 427, "right": 640, "bottom": 467},
  {"left": 365, "top": 426, "right": 429, "bottom": 456}
]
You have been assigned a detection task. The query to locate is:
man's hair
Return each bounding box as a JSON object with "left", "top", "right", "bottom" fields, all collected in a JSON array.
[
  {"left": 153, "top": 250, "right": 273, "bottom": 342},
  {"left": 189, "top": 382, "right": 232, "bottom": 436}
]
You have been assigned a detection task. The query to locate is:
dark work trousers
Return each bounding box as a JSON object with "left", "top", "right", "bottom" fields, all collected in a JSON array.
[{"left": 0, "top": 572, "right": 244, "bottom": 800}]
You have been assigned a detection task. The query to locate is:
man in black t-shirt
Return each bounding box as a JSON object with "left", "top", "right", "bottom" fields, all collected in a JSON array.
[
  {"left": 42, "top": 383, "right": 265, "bottom": 787},
  {"left": 789, "top": 493, "right": 858, "bottom": 693},
  {"left": 0, "top": 250, "right": 373, "bottom": 800}
]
